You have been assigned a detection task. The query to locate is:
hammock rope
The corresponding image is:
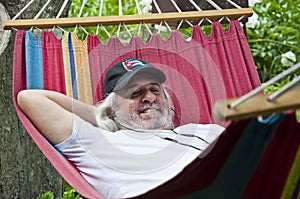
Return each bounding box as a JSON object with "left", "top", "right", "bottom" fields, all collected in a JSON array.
[
  {"left": 12, "top": 0, "right": 35, "bottom": 20},
  {"left": 206, "top": 0, "right": 222, "bottom": 10},
  {"left": 56, "top": 0, "right": 70, "bottom": 18},
  {"left": 170, "top": 0, "right": 194, "bottom": 28},
  {"left": 96, "top": 0, "right": 110, "bottom": 37},
  {"left": 50, "top": 0, "right": 70, "bottom": 32},
  {"left": 34, "top": 0, "right": 52, "bottom": 19},
  {"left": 152, "top": 0, "right": 172, "bottom": 33},
  {"left": 226, "top": 0, "right": 242, "bottom": 8},
  {"left": 134, "top": 0, "right": 153, "bottom": 37},
  {"left": 5, "top": 0, "right": 253, "bottom": 30},
  {"left": 189, "top": 0, "right": 202, "bottom": 11},
  {"left": 74, "top": 0, "right": 88, "bottom": 33}
]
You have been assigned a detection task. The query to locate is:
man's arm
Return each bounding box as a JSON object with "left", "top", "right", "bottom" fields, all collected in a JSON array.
[{"left": 17, "top": 90, "right": 97, "bottom": 145}]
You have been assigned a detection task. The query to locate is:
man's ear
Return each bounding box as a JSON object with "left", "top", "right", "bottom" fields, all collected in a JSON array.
[{"left": 106, "top": 107, "right": 115, "bottom": 120}]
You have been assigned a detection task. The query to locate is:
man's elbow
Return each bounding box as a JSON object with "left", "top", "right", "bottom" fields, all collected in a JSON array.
[
  {"left": 17, "top": 90, "right": 40, "bottom": 113},
  {"left": 17, "top": 90, "right": 29, "bottom": 111}
]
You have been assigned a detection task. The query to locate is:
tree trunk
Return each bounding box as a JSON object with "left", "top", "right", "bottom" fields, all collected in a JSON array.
[{"left": 0, "top": 1, "right": 70, "bottom": 198}]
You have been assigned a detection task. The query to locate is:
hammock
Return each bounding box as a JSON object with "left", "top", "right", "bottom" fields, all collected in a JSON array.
[{"left": 9, "top": 0, "right": 300, "bottom": 198}]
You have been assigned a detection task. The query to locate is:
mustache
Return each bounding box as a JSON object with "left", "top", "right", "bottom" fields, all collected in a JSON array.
[{"left": 135, "top": 103, "right": 164, "bottom": 113}]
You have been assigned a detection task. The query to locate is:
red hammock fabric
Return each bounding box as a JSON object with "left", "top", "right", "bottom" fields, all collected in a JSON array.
[
  {"left": 87, "top": 21, "right": 260, "bottom": 127},
  {"left": 16, "top": 21, "right": 300, "bottom": 199}
]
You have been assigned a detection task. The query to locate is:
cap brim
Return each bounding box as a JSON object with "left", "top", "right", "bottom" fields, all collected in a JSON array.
[{"left": 113, "top": 65, "right": 166, "bottom": 91}]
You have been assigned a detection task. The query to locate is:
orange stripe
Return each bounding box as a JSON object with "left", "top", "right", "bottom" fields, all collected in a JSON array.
[
  {"left": 62, "top": 32, "right": 73, "bottom": 98},
  {"left": 71, "top": 32, "right": 93, "bottom": 104}
]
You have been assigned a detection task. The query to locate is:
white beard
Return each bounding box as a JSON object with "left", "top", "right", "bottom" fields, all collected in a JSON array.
[{"left": 114, "top": 104, "right": 172, "bottom": 130}]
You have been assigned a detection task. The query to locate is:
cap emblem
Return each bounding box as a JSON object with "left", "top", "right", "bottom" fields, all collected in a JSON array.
[{"left": 122, "top": 59, "right": 145, "bottom": 71}]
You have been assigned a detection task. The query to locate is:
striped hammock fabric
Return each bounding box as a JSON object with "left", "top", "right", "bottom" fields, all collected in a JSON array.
[
  {"left": 12, "top": 20, "right": 299, "bottom": 198},
  {"left": 22, "top": 20, "right": 261, "bottom": 126}
]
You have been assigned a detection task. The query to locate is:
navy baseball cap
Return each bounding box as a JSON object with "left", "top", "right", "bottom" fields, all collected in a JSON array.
[{"left": 103, "top": 58, "right": 166, "bottom": 98}]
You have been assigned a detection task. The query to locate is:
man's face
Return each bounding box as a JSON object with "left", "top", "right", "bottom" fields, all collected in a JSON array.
[{"left": 113, "top": 77, "right": 172, "bottom": 130}]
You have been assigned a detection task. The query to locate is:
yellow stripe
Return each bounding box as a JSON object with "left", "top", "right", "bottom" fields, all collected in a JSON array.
[
  {"left": 281, "top": 145, "right": 300, "bottom": 199},
  {"left": 71, "top": 32, "right": 93, "bottom": 105},
  {"left": 61, "top": 32, "right": 73, "bottom": 98}
]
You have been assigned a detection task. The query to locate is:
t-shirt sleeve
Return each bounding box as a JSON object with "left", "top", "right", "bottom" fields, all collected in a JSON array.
[
  {"left": 54, "top": 114, "right": 124, "bottom": 197},
  {"left": 55, "top": 114, "right": 81, "bottom": 150},
  {"left": 54, "top": 114, "right": 90, "bottom": 163}
]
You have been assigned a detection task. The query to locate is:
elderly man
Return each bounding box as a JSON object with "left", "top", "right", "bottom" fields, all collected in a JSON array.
[{"left": 17, "top": 58, "right": 224, "bottom": 198}]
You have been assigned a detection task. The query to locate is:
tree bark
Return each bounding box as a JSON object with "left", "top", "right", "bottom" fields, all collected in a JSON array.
[{"left": 0, "top": 1, "right": 70, "bottom": 198}]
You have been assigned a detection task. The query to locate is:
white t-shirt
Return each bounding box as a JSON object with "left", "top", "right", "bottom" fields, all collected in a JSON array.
[{"left": 55, "top": 114, "right": 224, "bottom": 198}]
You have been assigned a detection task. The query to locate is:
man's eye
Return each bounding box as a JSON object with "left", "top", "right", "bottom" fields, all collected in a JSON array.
[
  {"left": 151, "top": 89, "right": 160, "bottom": 94},
  {"left": 131, "top": 91, "right": 140, "bottom": 97}
]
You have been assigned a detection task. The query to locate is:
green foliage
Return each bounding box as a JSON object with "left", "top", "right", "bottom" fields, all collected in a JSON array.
[
  {"left": 247, "top": 0, "right": 300, "bottom": 82},
  {"left": 38, "top": 191, "right": 55, "bottom": 199},
  {"left": 37, "top": 182, "right": 84, "bottom": 199},
  {"left": 62, "top": 182, "right": 84, "bottom": 199},
  {"left": 263, "top": 76, "right": 291, "bottom": 93}
]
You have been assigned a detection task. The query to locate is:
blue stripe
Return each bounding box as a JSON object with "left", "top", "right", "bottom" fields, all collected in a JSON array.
[
  {"left": 68, "top": 32, "right": 78, "bottom": 99},
  {"left": 25, "top": 31, "right": 44, "bottom": 89}
]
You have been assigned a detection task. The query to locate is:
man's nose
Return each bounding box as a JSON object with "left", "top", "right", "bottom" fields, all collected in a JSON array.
[{"left": 141, "top": 90, "right": 156, "bottom": 103}]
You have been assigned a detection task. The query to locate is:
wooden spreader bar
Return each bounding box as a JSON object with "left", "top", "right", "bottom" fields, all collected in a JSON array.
[{"left": 3, "top": 8, "right": 253, "bottom": 30}]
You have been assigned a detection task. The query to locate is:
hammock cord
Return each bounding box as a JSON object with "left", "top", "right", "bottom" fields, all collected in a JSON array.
[
  {"left": 152, "top": 0, "right": 172, "bottom": 33},
  {"left": 74, "top": 0, "right": 88, "bottom": 32},
  {"left": 226, "top": 0, "right": 242, "bottom": 8},
  {"left": 116, "top": 0, "right": 122, "bottom": 37},
  {"left": 96, "top": 0, "right": 111, "bottom": 38},
  {"left": 77, "top": 0, "right": 87, "bottom": 18},
  {"left": 51, "top": 0, "right": 70, "bottom": 31},
  {"left": 134, "top": 0, "right": 143, "bottom": 36},
  {"left": 134, "top": 0, "right": 153, "bottom": 37},
  {"left": 118, "top": 0, "right": 123, "bottom": 16},
  {"left": 134, "top": 1, "right": 148, "bottom": 37},
  {"left": 99, "top": 0, "right": 104, "bottom": 16},
  {"left": 205, "top": 0, "right": 222, "bottom": 10},
  {"left": 123, "top": 23, "right": 133, "bottom": 38},
  {"left": 189, "top": 0, "right": 202, "bottom": 11},
  {"left": 135, "top": 0, "right": 142, "bottom": 14},
  {"left": 152, "top": 0, "right": 162, "bottom": 34},
  {"left": 170, "top": 0, "right": 182, "bottom": 12},
  {"left": 224, "top": 0, "right": 246, "bottom": 22},
  {"left": 56, "top": 0, "right": 70, "bottom": 18},
  {"left": 171, "top": 0, "right": 194, "bottom": 29},
  {"left": 34, "top": 0, "right": 52, "bottom": 19},
  {"left": 12, "top": 0, "right": 36, "bottom": 20},
  {"left": 187, "top": 0, "right": 205, "bottom": 27},
  {"left": 117, "top": 0, "right": 132, "bottom": 38},
  {"left": 225, "top": 0, "right": 242, "bottom": 21}
]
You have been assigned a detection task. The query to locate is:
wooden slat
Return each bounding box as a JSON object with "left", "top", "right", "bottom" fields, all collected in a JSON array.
[
  {"left": 213, "top": 86, "right": 300, "bottom": 121},
  {"left": 3, "top": 8, "right": 253, "bottom": 30}
]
